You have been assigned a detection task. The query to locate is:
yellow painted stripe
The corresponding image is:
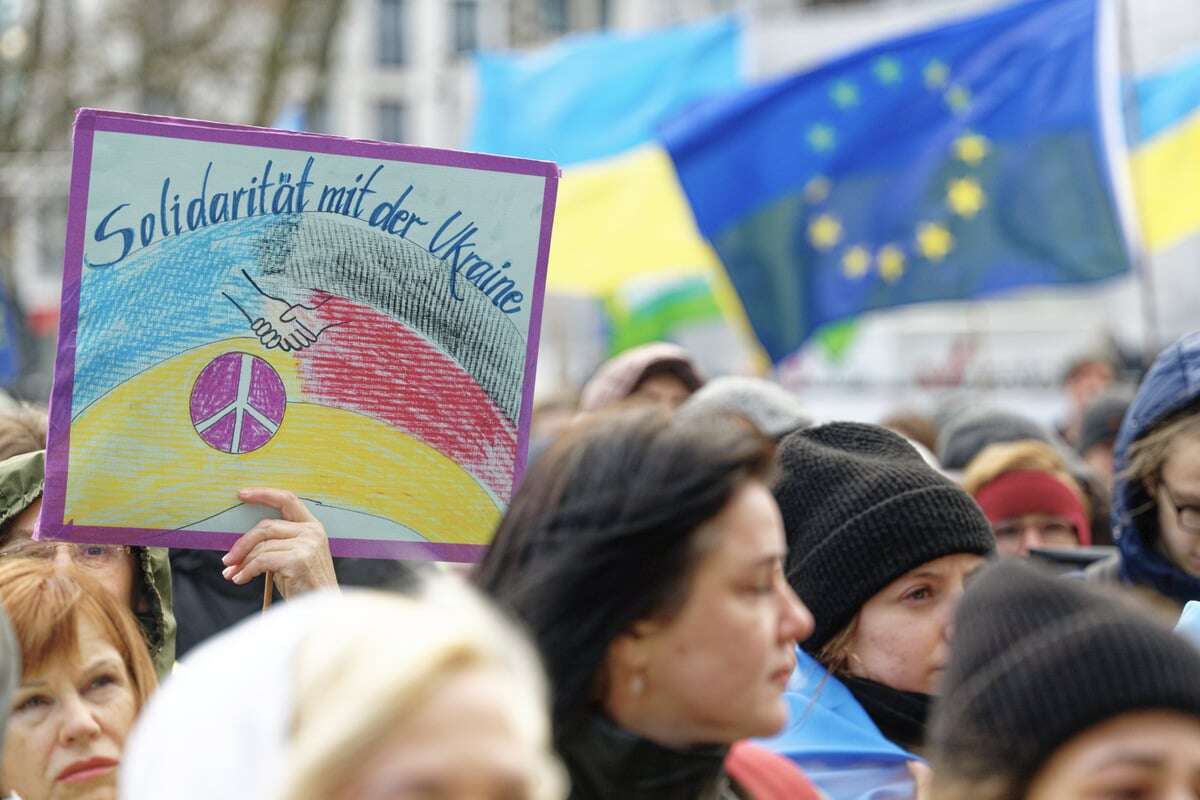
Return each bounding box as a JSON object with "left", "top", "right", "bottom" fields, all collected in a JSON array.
[
  {"left": 1131, "top": 109, "right": 1200, "bottom": 253},
  {"left": 66, "top": 339, "right": 500, "bottom": 544}
]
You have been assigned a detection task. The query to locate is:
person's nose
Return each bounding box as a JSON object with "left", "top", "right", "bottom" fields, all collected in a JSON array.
[
  {"left": 779, "top": 581, "right": 815, "bottom": 644},
  {"left": 52, "top": 545, "right": 74, "bottom": 570},
  {"left": 1019, "top": 525, "right": 1045, "bottom": 556},
  {"left": 57, "top": 691, "right": 102, "bottom": 748}
]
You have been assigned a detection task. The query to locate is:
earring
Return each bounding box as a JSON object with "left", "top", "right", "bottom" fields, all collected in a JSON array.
[{"left": 631, "top": 674, "right": 645, "bottom": 696}]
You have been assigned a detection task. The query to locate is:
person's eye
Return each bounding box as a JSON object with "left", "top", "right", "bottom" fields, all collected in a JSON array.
[
  {"left": 82, "top": 545, "right": 108, "bottom": 558},
  {"left": 86, "top": 673, "right": 118, "bottom": 693},
  {"left": 15, "top": 694, "right": 51, "bottom": 713},
  {"left": 1097, "top": 786, "right": 1149, "bottom": 800},
  {"left": 903, "top": 586, "right": 934, "bottom": 602}
]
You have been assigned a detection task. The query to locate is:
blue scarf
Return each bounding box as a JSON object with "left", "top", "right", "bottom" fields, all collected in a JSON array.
[{"left": 757, "top": 648, "right": 920, "bottom": 800}]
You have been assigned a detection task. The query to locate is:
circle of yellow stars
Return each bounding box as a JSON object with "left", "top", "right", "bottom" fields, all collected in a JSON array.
[{"left": 800, "top": 57, "right": 989, "bottom": 284}]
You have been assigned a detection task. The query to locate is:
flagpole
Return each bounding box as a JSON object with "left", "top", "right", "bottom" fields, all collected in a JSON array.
[{"left": 1117, "top": 0, "right": 1162, "bottom": 364}]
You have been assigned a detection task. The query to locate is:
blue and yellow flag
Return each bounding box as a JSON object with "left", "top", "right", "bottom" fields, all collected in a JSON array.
[
  {"left": 664, "top": 0, "right": 1134, "bottom": 364},
  {"left": 1131, "top": 51, "right": 1200, "bottom": 252},
  {"left": 469, "top": 17, "right": 741, "bottom": 165},
  {"left": 469, "top": 18, "right": 764, "bottom": 362}
]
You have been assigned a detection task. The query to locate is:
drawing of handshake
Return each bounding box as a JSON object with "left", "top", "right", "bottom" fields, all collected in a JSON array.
[{"left": 223, "top": 270, "right": 348, "bottom": 353}]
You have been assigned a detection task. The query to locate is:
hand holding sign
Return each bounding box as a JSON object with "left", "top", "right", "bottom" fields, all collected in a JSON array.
[
  {"left": 223, "top": 270, "right": 346, "bottom": 352},
  {"left": 222, "top": 487, "right": 338, "bottom": 599}
]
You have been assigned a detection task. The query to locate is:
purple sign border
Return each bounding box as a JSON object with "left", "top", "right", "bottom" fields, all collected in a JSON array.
[{"left": 40, "top": 108, "right": 559, "bottom": 563}]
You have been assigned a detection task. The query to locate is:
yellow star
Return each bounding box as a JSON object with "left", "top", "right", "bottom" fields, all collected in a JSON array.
[
  {"left": 953, "top": 132, "right": 990, "bottom": 166},
  {"left": 924, "top": 60, "right": 949, "bottom": 89},
  {"left": 830, "top": 80, "right": 860, "bottom": 109},
  {"left": 878, "top": 246, "right": 906, "bottom": 283},
  {"left": 873, "top": 57, "right": 903, "bottom": 85},
  {"left": 917, "top": 222, "right": 955, "bottom": 262},
  {"left": 841, "top": 246, "right": 871, "bottom": 278},
  {"left": 807, "top": 124, "right": 836, "bottom": 152},
  {"left": 808, "top": 214, "right": 843, "bottom": 250},
  {"left": 945, "top": 85, "right": 972, "bottom": 115},
  {"left": 804, "top": 175, "right": 832, "bottom": 204},
  {"left": 947, "top": 177, "right": 986, "bottom": 218}
]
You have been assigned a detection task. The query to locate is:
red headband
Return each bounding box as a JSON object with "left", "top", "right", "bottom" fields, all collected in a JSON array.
[{"left": 974, "top": 470, "right": 1091, "bottom": 546}]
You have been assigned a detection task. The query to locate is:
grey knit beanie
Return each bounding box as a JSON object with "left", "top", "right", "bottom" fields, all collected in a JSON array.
[
  {"left": 1076, "top": 388, "right": 1133, "bottom": 457},
  {"left": 937, "top": 408, "right": 1055, "bottom": 471},
  {"left": 677, "top": 377, "right": 812, "bottom": 440}
]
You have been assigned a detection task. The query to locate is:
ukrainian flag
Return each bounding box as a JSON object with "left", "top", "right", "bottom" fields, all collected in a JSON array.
[
  {"left": 1130, "top": 51, "right": 1200, "bottom": 253},
  {"left": 469, "top": 18, "right": 762, "bottom": 360}
]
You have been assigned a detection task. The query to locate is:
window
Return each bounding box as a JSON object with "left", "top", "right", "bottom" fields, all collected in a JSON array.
[
  {"left": 540, "top": 0, "right": 568, "bottom": 36},
  {"left": 377, "top": 101, "right": 408, "bottom": 142},
  {"left": 378, "top": 0, "right": 407, "bottom": 66},
  {"left": 452, "top": 0, "right": 478, "bottom": 55}
]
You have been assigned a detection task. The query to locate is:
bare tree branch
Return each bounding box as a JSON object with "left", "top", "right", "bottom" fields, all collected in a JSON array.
[
  {"left": 304, "top": 0, "right": 349, "bottom": 131},
  {"left": 0, "top": 0, "right": 50, "bottom": 151},
  {"left": 251, "top": 0, "right": 305, "bottom": 127}
]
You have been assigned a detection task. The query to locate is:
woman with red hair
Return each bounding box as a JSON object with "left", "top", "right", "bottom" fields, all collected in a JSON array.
[{"left": 0, "top": 559, "right": 156, "bottom": 800}]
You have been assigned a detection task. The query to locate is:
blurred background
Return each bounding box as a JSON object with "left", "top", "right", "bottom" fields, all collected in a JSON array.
[{"left": 0, "top": 0, "right": 1197, "bottom": 430}]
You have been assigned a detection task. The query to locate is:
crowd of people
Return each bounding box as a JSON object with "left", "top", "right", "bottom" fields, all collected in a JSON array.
[{"left": 0, "top": 329, "right": 1199, "bottom": 799}]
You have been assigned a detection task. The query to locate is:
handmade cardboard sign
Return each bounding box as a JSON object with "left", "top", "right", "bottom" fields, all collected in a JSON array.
[{"left": 39, "top": 110, "right": 558, "bottom": 561}]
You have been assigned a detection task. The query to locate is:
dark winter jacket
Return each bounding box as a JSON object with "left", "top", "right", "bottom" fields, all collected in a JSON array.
[
  {"left": 558, "top": 714, "right": 749, "bottom": 800},
  {"left": 1086, "top": 332, "right": 1200, "bottom": 607},
  {"left": 172, "top": 548, "right": 419, "bottom": 657}
]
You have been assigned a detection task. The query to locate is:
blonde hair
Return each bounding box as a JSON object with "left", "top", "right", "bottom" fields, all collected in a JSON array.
[
  {"left": 277, "top": 578, "right": 565, "bottom": 800},
  {"left": 962, "top": 439, "right": 1087, "bottom": 512},
  {"left": 816, "top": 615, "right": 860, "bottom": 678},
  {"left": 0, "top": 559, "right": 157, "bottom": 708},
  {"left": 1125, "top": 409, "right": 1200, "bottom": 489}
]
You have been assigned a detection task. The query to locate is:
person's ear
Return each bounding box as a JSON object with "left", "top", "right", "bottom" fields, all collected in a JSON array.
[
  {"left": 610, "top": 619, "right": 660, "bottom": 671},
  {"left": 605, "top": 624, "right": 659, "bottom": 705}
]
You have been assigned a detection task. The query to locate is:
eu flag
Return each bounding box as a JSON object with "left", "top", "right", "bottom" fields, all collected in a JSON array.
[{"left": 663, "top": 0, "right": 1134, "bottom": 364}]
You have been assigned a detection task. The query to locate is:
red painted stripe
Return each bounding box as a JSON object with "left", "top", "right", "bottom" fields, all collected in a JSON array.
[{"left": 297, "top": 293, "right": 516, "bottom": 499}]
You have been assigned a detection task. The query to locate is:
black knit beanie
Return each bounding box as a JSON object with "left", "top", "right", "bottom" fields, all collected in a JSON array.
[
  {"left": 930, "top": 560, "right": 1200, "bottom": 792},
  {"left": 774, "top": 422, "right": 995, "bottom": 652}
]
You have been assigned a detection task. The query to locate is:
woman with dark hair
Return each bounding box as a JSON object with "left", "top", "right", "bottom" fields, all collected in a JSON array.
[{"left": 476, "top": 408, "right": 820, "bottom": 800}]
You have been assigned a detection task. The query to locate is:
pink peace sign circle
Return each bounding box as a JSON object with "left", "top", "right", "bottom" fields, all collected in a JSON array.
[{"left": 189, "top": 352, "right": 286, "bottom": 454}]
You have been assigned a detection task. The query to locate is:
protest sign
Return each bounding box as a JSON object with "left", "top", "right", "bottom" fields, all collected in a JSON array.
[{"left": 38, "top": 110, "right": 558, "bottom": 561}]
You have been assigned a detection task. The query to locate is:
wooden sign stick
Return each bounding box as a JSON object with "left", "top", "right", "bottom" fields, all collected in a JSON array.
[{"left": 262, "top": 571, "right": 274, "bottom": 612}]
